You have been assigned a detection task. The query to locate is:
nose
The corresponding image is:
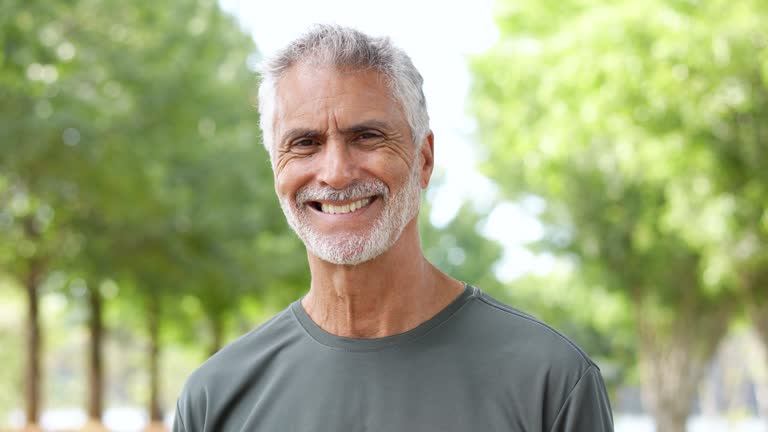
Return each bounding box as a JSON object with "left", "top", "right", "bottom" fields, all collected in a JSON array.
[{"left": 317, "top": 138, "right": 358, "bottom": 189}]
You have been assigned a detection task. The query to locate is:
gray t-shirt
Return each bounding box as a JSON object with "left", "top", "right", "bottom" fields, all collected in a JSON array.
[{"left": 174, "top": 284, "right": 613, "bottom": 431}]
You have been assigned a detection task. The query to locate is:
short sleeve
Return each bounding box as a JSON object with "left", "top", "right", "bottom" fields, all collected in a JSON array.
[{"left": 548, "top": 366, "right": 614, "bottom": 432}]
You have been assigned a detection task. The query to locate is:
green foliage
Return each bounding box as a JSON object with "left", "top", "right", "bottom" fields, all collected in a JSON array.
[
  {"left": 0, "top": 0, "right": 310, "bottom": 418},
  {"left": 472, "top": 0, "right": 767, "bottom": 418},
  {"left": 472, "top": 0, "right": 767, "bottom": 313},
  {"left": 1, "top": 0, "right": 311, "bottom": 335},
  {"left": 420, "top": 202, "right": 504, "bottom": 292}
]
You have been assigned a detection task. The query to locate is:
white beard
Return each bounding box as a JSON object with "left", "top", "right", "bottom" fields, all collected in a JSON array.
[{"left": 278, "top": 162, "right": 422, "bottom": 265}]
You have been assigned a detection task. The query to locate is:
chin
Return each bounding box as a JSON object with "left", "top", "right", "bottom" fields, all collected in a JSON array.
[
  {"left": 307, "top": 234, "right": 393, "bottom": 266},
  {"left": 321, "top": 247, "right": 370, "bottom": 266}
]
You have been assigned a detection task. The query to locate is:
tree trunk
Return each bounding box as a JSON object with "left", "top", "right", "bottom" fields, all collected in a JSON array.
[
  {"left": 749, "top": 304, "right": 768, "bottom": 426},
  {"left": 655, "top": 409, "right": 688, "bottom": 432},
  {"left": 750, "top": 303, "right": 768, "bottom": 359},
  {"left": 86, "top": 283, "right": 106, "bottom": 430},
  {"left": 637, "top": 297, "right": 731, "bottom": 432},
  {"left": 147, "top": 294, "right": 163, "bottom": 424},
  {"left": 24, "top": 259, "right": 43, "bottom": 430},
  {"left": 756, "top": 382, "right": 768, "bottom": 432},
  {"left": 21, "top": 214, "right": 46, "bottom": 431},
  {"left": 639, "top": 340, "right": 696, "bottom": 432},
  {"left": 742, "top": 270, "right": 768, "bottom": 429},
  {"left": 209, "top": 315, "right": 223, "bottom": 358}
]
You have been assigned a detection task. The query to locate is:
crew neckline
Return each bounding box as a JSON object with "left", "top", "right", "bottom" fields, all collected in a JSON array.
[{"left": 291, "top": 283, "right": 477, "bottom": 352}]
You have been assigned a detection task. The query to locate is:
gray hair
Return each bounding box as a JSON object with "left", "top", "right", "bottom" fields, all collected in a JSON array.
[{"left": 257, "top": 24, "right": 430, "bottom": 159}]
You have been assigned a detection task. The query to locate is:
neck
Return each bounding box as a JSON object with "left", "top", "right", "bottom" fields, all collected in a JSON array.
[{"left": 301, "top": 219, "right": 464, "bottom": 338}]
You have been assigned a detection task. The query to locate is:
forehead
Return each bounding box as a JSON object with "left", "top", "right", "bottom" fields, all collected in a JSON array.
[{"left": 273, "top": 64, "right": 407, "bottom": 136}]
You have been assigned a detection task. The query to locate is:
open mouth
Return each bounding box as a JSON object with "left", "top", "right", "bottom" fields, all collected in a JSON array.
[{"left": 307, "top": 196, "right": 376, "bottom": 215}]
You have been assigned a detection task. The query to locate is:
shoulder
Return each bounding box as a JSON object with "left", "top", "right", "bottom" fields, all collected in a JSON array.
[
  {"left": 458, "top": 287, "right": 612, "bottom": 431},
  {"left": 454, "top": 286, "right": 598, "bottom": 385},
  {"left": 176, "top": 305, "right": 301, "bottom": 424}
]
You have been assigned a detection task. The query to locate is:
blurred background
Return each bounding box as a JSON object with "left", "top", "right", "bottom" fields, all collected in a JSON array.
[{"left": 1, "top": 0, "right": 766, "bottom": 431}]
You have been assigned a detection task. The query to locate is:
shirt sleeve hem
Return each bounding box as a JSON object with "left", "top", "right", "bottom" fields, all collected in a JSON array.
[{"left": 546, "top": 365, "right": 598, "bottom": 432}]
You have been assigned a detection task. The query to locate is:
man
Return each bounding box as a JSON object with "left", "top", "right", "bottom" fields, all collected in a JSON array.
[{"left": 174, "top": 24, "right": 613, "bottom": 432}]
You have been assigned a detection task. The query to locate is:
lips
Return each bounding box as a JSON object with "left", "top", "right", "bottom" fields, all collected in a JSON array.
[{"left": 295, "top": 180, "right": 388, "bottom": 217}]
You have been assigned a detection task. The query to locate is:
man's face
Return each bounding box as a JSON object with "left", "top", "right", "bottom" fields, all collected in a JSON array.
[{"left": 271, "top": 64, "right": 431, "bottom": 265}]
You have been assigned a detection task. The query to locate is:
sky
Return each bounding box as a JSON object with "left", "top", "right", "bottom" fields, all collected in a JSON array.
[{"left": 220, "top": 0, "right": 554, "bottom": 281}]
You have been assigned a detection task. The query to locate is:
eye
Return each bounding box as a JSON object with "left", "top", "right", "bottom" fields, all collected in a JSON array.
[
  {"left": 356, "top": 131, "right": 384, "bottom": 141},
  {"left": 289, "top": 138, "right": 319, "bottom": 154},
  {"left": 294, "top": 138, "right": 316, "bottom": 147}
]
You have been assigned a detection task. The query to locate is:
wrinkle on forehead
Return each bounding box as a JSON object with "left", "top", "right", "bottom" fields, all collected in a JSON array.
[{"left": 272, "top": 63, "right": 406, "bottom": 141}]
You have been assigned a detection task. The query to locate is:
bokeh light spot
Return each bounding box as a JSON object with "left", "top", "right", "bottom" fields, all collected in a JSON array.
[{"left": 62, "top": 128, "right": 81, "bottom": 146}]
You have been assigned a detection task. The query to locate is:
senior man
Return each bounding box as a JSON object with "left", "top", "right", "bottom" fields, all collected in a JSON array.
[{"left": 174, "top": 24, "right": 613, "bottom": 432}]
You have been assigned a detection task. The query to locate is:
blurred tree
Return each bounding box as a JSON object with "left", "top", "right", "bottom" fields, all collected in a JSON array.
[
  {"left": 0, "top": 180, "right": 74, "bottom": 431},
  {"left": 471, "top": 0, "right": 766, "bottom": 430},
  {"left": 1, "top": 1, "right": 79, "bottom": 425},
  {"left": 420, "top": 202, "right": 504, "bottom": 292},
  {"left": 1, "top": 0, "right": 307, "bottom": 429}
]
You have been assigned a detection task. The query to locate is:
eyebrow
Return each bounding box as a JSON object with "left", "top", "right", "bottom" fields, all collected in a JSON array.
[
  {"left": 339, "top": 120, "right": 394, "bottom": 135},
  {"left": 280, "top": 128, "right": 321, "bottom": 146},
  {"left": 280, "top": 120, "right": 395, "bottom": 145}
]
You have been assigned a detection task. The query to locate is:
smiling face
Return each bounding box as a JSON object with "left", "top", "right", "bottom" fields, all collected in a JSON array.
[{"left": 272, "top": 64, "right": 433, "bottom": 265}]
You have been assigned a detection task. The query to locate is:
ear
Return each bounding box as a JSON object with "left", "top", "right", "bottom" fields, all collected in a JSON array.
[{"left": 418, "top": 131, "right": 435, "bottom": 189}]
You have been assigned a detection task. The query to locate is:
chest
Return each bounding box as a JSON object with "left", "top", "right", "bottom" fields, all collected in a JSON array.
[{"left": 209, "top": 353, "right": 546, "bottom": 432}]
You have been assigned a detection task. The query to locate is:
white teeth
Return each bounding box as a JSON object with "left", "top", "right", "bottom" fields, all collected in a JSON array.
[{"left": 319, "top": 198, "right": 371, "bottom": 215}]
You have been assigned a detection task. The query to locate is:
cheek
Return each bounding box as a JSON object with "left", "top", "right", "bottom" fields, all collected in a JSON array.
[
  {"left": 273, "top": 158, "right": 295, "bottom": 193},
  {"left": 275, "top": 162, "right": 309, "bottom": 200},
  {"left": 274, "top": 174, "right": 294, "bottom": 199}
]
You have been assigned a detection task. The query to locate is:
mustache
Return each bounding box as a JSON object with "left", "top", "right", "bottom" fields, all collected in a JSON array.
[{"left": 295, "top": 179, "right": 389, "bottom": 204}]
